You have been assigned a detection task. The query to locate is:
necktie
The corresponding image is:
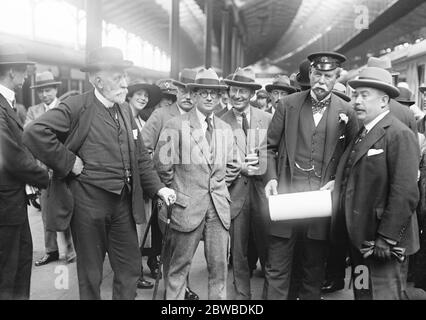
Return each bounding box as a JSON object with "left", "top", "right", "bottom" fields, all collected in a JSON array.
[
  {"left": 311, "top": 97, "right": 331, "bottom": 114},
  {"left": 205, "top": 117, "right": 213, "bottom": 146},
  {"left": 108, "top": 104, "right": 120, "bottom": 128},
  {"left": 241, "top": 112, "right": 249, "bottom": 136},
  {"left": 355, "top": 126, "right": 367, "bottom": 144}
]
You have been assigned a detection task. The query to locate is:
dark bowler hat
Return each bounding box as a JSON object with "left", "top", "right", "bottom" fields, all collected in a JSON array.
[
  {"left": 224, "top": 67, "right": 262, "bottom": 90},
  {"left": 308, "top": 51, "right": 346, "bottom": 71},
  {"left": 348, "top": 67, "right": 399, "bottom": 98},
  {"left": 332, "top": 82, "right": 351, "bottom": 102},
  {"left": 172, "top": 68, "right": 197, "bottom": 88},
  {"left": 30, "top": 71, "right": 61, "bottom": 89},
  {"left": 187, "top": 68, "right": 228, "bottom": 90},
  {"left": 419, "top": 84, "right": 426, "bottom": 93},
  {"left": 0, "top": 43, "right": 35, "bottom": 65},
  {"left": 126, "top": 80, "right": 162, "bottom": 109},
  {"left": 81, "top": 47, "right": 133, "bottom": 72},
  {"left": 395, "top": 86, "right": 415, "bottom": 105},
  {"left": 296, "top": 59, "right": 311, "bottom": 88},
  {"left": 265, "top": 75, "right": 297, "bottom": 94}
]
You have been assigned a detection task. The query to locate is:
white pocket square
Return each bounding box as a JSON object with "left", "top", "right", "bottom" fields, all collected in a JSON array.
[
  {"left": 367, "top": 148, "right": 383, "bottom": 156},
  {"left": 339, "top": 135, "right": 345, "bottom": 140},
  {"left": 133, "top": 129, "right": 139, "bottom": 140}
]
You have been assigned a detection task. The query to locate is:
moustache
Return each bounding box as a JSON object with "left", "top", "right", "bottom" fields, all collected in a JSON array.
[{"left": 312, "top": 85, "right": 328, "bottom": 91}]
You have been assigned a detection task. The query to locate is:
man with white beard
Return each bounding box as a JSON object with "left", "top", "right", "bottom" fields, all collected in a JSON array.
[{"left": 23, "top": 47, "right": 176, "bottom": 300}]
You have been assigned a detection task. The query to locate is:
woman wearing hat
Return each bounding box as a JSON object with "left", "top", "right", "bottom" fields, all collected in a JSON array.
[{"left": 126, "top": 80, "right": 162, "bottom": 290}]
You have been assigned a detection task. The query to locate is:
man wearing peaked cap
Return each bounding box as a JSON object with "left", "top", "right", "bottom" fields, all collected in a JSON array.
[
  {"left": 221, "top": 66, "right": 272, "bottom": 299},
  {"left": 141, "top": 67, "right": 200, "bottom": 300},
  {"left": 154, "top": 67, "right": 240, "bottom": 300},
  {"left": 0, "top": 43, "right": 49, "bottom": 300},
  {"left": 265, "top": 75, "right": 298, "bottom": 115},
  {"left": 263, "top": 51, "right": 359, "bottom": 300},
  {"left": 24, "top": 71, "right": 76, "bottom": 268},
  {"left": 23, "top": 46, "right": 176, "bottom": 300},
  {"left": 331, "top": 66, "right": 420, "bottom": 299},
  {"left": 156, "top": 79, "right": 178, "bottom": 108}
]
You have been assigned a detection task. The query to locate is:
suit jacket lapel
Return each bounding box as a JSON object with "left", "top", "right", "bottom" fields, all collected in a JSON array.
[
  {"left": 0, "top": 94, "right": 23, "bottom": 129},
  {"left": 226, "top": 110, "right": 246, "bottom": 156},
  {"left": 118, "top": 104, "right": 135, "bottom": 155},
  {"left": 351, "top": 114, "right": 391, "bottom": 167},
  {"left": 189, "top": 109, "right": 212, "bottom": 168},
  {"left": 286, "top": 91, "right": 308, "bottom": 168}
]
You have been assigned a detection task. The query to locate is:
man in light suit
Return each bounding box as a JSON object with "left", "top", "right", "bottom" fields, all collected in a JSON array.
[
  {"left": 141, "top": 68, "right": 199, "bottom": 300},
  {"left": 331, "top": 67, "right": 420, "bottom": 299},
  {"left": 221, "top": 67, "right": 272, "bottom": 299},
  {"left": 24, "top": 71, "right": 76, "bottom": 267},
  {"left": 154, "top": 68, "right": 240, "bottom": 300},
  {"left": 23, "top": 47, "right": 176, "bottom": 300},
  {"left": 0, "top": 44, "right": 49, "bottom": 300},
  {"left": 264, "top": 52, "right": 359, "bottom": 300}
]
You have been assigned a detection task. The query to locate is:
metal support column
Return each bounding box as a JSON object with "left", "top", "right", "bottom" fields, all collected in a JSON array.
[
  {"left": 231, "top": 26, "right": 238, "bottom": 73},
  {"left": 85, "top": 0, "right": 102, "bottom": 90},
  {"left": 204, "top": 0, "right": 213, "bottom": 69},
  {"left": 170, "top": 0, "right": 180, "bottom": 80},
  {"left": 221, "top": 9, "right": 230, "bottom": 77}
]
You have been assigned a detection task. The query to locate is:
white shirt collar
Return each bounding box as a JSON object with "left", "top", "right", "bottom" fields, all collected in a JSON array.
[
  {"left": 44, "top": 98, "right": 58, "bottom": 111},
  {"left": 196, "top": 107, "right": 214, "bottom": 130},
  {"left": 310, "top": 90, "right": 331, "bottom": 102},
  {"left": 364, "top": 110, "right": 390, "bottom": 133},
  {"left": 94, "top": 88, "right": 114, "bottom": 108},
  {"left": 0, "top": 83, "right": 16, "bottom": 109}
]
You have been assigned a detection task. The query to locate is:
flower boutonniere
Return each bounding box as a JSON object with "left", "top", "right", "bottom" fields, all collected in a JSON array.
[{"left": 339, "top": 113, "right": 348, "bottom": 125}]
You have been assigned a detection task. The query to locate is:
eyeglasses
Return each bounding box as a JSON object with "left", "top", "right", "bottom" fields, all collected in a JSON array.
[{"left": 198, "top": 90, "right": 219, "bottom": 99}]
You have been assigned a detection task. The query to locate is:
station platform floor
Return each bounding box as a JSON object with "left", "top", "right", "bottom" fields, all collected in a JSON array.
[{"left": 26, "top": 204, "right": 423, "bottom": 300}]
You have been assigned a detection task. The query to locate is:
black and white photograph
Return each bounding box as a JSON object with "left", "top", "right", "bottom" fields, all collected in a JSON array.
[{"left": 1, "top": 0, "right": 426, "bottom": 305}]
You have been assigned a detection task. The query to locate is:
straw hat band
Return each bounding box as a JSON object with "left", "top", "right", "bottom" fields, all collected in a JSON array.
[
  {"left": 232, "top": 74, "right": 256, "bottom": 83},
  {"left": 195, "top": 78, "right": 221, "bottom": 85},
  {"left": 358, "top": 76, "right": 391, "bottom": 83}
]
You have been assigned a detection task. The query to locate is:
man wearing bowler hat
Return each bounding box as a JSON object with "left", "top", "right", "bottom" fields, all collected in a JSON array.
[
  {"left": 265, "top": 75, "right": 298, "bottom": 115},
  {"left": 24, "top": 71, "right": 76, "bottom": 267},
  {"left": 222, "top": 67, "right": 272, "bottom": 299},
  {"left": 0, "top": 44, "right": 49, "bottom": 299},
  {"left": 23, "top": 46, "right": 176, "bottom": 300},
  {"left": 154, "top": 68, "right": 240, "bottom": 299},
  {"left": 141, "top": 68, "right": 200, "bottom": 300},
  {"left": 264, "top": 52, "right": 358, "bottom": 300},
  {"left": 331, "top": 67, "right": 419, "bottom": 299}
]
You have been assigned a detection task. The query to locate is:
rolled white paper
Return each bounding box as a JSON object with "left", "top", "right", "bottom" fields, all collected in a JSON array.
[{"left": 268, "top": 190, "right": 332, "bottom": 221}]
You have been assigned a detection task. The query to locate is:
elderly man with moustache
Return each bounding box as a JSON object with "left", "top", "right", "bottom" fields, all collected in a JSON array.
[
  {"left": 263, "top": 52, "right": 359, "bottom": 300},
  {"left": 221, "top": 67, "right": 272, "bottom": 299},
  {"left": 154, "top": 68, "right": 240, "bottom": 300},
  {"left": 23, "top": 47, "right": 176, "bottom": 300},
  {"left": 0, "top": 44, "right": 49, "bottom": 300},
  {"left": 331, "top": 67, "right": 420, "bottom": 299}
]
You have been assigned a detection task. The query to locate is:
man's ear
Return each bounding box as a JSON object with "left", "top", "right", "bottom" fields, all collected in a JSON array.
[{"left": 381, "top": 95, "right": 390, "bottom": 108}]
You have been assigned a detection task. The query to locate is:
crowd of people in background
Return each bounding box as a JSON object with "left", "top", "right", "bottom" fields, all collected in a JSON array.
[{"left": 1, "top": 43, "right": 426, "bottom": 300}]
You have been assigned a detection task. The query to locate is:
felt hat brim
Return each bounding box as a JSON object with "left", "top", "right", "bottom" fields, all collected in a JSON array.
[
  {"left": 223, "top": 79, "right": 261, "bottom": 90},
  {"left": 80, "top": 60, "right": 133, "bottom": 72},
  {"left": 187, "top": 83, "right": 228, "bottom": 90},
  {"left": 265, "top": 84, "right": 297, "bottom": 94},
  {"left": 127, "top": 83, "right": 162, "bottom": 109},
  {"left": 30, "top": 81, "right": 62, "bottom": 89},
  {"left": 348, "top": 79, "right": 400, "bottom": 98},
  {"left": 332, "top": 90, "right": 351, "bottom": 102}
]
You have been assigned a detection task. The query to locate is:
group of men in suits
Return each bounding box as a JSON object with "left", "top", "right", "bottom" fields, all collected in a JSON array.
[{"left": 0, "top": 43, "right": 423, "bottom": 301}]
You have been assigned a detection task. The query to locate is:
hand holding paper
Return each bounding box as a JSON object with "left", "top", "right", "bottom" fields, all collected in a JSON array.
[{"left": 265, "top": 179, "right": 278, "bottom": 198}]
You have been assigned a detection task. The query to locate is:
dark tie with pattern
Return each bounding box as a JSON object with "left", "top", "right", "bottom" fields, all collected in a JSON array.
[
  {"left": 354, "top": 126, "right": 367, "bottom": 144},
  {"left": 311, "top": 96, "right": 331, "bottom": 114},
  {"left": 205, "top": 117, "right": 213, "bottom": 146},
  {"left": 241, "top": 112, "right": 249, "bottom": 136}
]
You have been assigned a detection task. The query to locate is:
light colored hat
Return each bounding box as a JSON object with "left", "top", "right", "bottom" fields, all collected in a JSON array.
[
  {"left": 224, "top": 67, "right": 262, "bottom": 90},
  {"left": 187, "top": 68, "right": 228, "bottom": 90},
  {"left": 348, "top": 67, "right": 400, "bottom": 98},
  {"left": 30, "top": 71, "right": 61, "bottom": 89},
  {"left": 265, "top": 75, "right": 297, "bottom": 94},
  {"left": 172, "top": 68, "right": 197, "bottom": 88}
]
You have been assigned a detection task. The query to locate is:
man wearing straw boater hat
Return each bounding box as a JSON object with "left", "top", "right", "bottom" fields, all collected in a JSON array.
[
  {"left": 23, "top": 46, "right": 176, "bottom": 300},
  {"left": 264, "top": 52, "right": 359, "bottom": 300},
  {"left": 221, "top": 67, "right": 272, "bottom": 299},
  {"left": 24, "top": 71, "right": 76, "bottom": 267},
  {"left": 141, "top": 68, "right": 200, "bottom": 300},
  {"left": 331, "top": 67, "right": 420, "bottom": 299},
  {"left": 0, "top": 43, "right": 49, "bottom": 299},
  {"left": 154, "top": 68, "right": 240, "bottom": 300}
]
